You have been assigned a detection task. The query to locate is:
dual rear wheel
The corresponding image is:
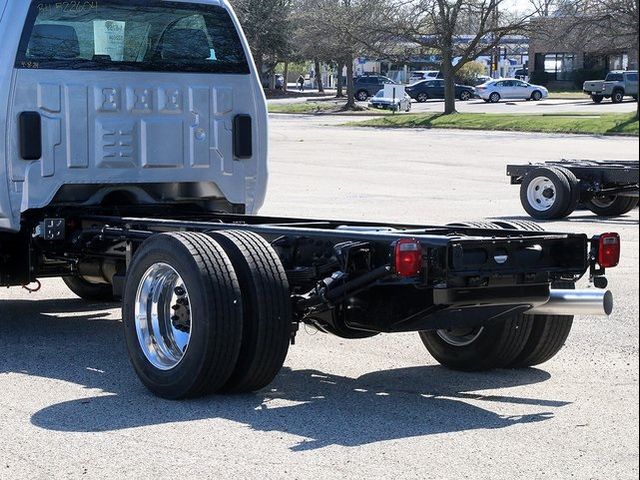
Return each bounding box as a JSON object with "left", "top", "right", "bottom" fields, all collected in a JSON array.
[
  {"left": 520, "top": 166, "right": 638, "bottom": 219},
  {"left": 122, "top": 231, "right": 292, "bottom": 399},
  {"left": 420, "top": 308, "right": 575, "bottom": 370},
  {"left": 424, "top": 221, "right": 575, "bottom": 370}
]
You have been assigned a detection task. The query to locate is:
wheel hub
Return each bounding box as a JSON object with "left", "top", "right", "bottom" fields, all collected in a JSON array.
[
  {"left": 437, "top": 327, "right": 485, "bottom": 347},
  {"left": 527, "top": 176, "right": 556, "bottom": 211},
  {"left": 134, "top": 263, "right": 192, "bottom": 370},
  {"left": 590, "top": 195, "right": 616, "bottom": 208}
]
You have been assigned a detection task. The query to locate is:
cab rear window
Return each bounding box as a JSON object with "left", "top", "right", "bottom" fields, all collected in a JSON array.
[{"left": 15, "top": 0, "right": 250, "bottom": 74}]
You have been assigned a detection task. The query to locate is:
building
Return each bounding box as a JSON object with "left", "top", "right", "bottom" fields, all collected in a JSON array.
[
  {"left": 354, "top": 36, "right": 529, "bottom": 83},
  {"left": 528, "top": 16, "right": 638, "bottom": 88}
]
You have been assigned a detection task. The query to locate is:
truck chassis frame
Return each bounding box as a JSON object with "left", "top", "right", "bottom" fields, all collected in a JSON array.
[{"left": 507, "top": 159, "right": 639, "bottom": 220}]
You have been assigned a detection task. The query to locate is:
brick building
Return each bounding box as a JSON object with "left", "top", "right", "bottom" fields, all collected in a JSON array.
[{"left": 528, "top": 16, "right": 638, "bottom": 88}]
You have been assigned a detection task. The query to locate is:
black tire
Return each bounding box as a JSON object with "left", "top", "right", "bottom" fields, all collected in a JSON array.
[
  {"left": 208, "top": 230, "right": 292, "bottom": 393},
  {"left": 586, "top": 196, "right": 639, "bottom": 216},
  {"left": 611, "top": 89, "right": 624, "bottom": 104},
  {"left": 63, "top": 276, "right": 114, "bottom": 302},
  {"left": 591, "top": 94, "right": 603, "bottom": 104},
  {"left": 122, "top": 232, "right": 243, "bottom": 399},
  {"left": 509, "top": 281, "right": 575, "bottom": 368},
  {"left": 416, "top": 92, "right": 429, "bottom": 103},
  {"left": 489, "top": 92, "right": 501, "bottom": 103},
  {"left": 459, "top": 91, "right": 472, "bottom": 101},
  {"left": 419, "top": 315, "right": 533, "bottom": 371},
  {"left": 489, "top": 221, "right": 575, "bottom": 368},
  {"left": 356, "top": 90, "right": 369, "bottom": 101},
  {"left": 519, "top": 167, "right": 573, "bottom": 220},
  {"left": 556, "top": 167, "right": 580, "bottom": 218},
  {"left": 447, "top": 221, "right": 502, "bottom": 230},
  {"left": 531, "top": 90, "right": 543, "bottom": 101},
  {"left": 490, "top": 219, "right": 545, "bottom": 232}
]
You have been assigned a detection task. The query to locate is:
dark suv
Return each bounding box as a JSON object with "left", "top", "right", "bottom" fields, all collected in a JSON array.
[{"left": 354, "top": 75, "right": 396, "bottom": 101}]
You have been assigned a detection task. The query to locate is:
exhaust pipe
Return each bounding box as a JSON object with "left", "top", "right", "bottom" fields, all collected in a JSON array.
[{"left": 525, "top": 289, "right": 613, "bottom": 317}]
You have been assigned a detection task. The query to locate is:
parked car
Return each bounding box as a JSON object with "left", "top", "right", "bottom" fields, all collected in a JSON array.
[
  {"left": 476, "top": 79, "right": 549, "bottom": 103},
  {"left": 583, "top": 70, "right": 639, "bottom": 104},
  {"left": 406, "top": 79, "right": 475, "bottom": 102},
  {"left": 513, "top": 68, "right": 529, "bottom": 81},
  {"left": 368, "top": 89, "right": 412, "bottom": 112},
  {"left": 469, "top": 75, "right": 492, "bottom": 86},
  {"left": 354, "top": 75, "right": 397, "bottom": 101},
  {"left": 261, "top": 73, "right": 284, "bottom": 90},
  {"left": 408, "top": 70, "right": 441, "bottom": 84}
]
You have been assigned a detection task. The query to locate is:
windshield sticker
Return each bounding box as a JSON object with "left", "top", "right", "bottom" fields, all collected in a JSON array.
[{"left": 93, "top": 19, "right": 125, "bottom": 62}]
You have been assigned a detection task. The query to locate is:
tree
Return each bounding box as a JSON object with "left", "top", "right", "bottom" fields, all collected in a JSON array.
[
  {"left": 534, "top": 0, "right": 639, "bottom": 118},
  {"left": 301, "top": 0, "right": 393, "bottom": 108},
  {"left": 234, "top": 0, "right": 295, "bottom": 88},
  {"left": 574, "top": 0, "right": 639, "bottom": 118},
  {"left": 391, "top": 0, "right": 533, "bottom": 114},
  {"left": 456, "top": 60, "right": 486, "bottom": 84}
]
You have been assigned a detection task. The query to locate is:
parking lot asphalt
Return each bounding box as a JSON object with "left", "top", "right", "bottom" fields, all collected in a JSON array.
[{"left": 1, "top": 116, "right": 638, "bottom": 479}]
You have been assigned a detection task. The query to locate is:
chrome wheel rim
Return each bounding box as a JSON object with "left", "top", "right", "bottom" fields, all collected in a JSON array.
[
  {"left": 135, "top": 263, "right": 192, "bottom": 370},
  {"left": 591, "top": 196, "right": 616, "bottom": 208},
  {"left": 490, "top": 93, "right": 500, "bottom": 102},
  {"left": 527, "top": 176, "right": 556, "bottom": 212},
  {"left": 437, "top": 327, "right": 485, "bottom": 347},
  {"left": 461, "top": 92, "right": 470, "bottom": 101}
]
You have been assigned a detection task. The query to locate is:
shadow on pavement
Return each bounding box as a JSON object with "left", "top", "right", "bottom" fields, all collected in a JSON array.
[
  {"left": 0, "top": 298, "right": 570, "bottom": 450},
  {"left": 492, "top": 213, "right": 639, "bottom": 226}
]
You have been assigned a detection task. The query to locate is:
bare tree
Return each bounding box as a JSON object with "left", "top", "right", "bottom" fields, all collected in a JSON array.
[
  {"left": 538, "top": 0, "right": 639, "bottom": 117},
  {"left": 391, "top": 0, "right": 533, "bottom": 114},
  {"left": 302, "top": 0, "right": 393, "bottom": 108},
  {"left": 528, "top": 0, "right": 558, "bottom": 16},
  {"left": 234, "top": 0, "right": 295, "bottom": 89},
  {"left": 578, "top": 0, "right": 639, "bottom": 118}
]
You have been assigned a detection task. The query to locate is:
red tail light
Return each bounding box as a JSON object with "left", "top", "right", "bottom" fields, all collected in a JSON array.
[
  {"left": 598, "top": 233, "right": 621, "bottom": 268},
  {"left": 395, "top": 239, "right": 423, "bottom": 277}
]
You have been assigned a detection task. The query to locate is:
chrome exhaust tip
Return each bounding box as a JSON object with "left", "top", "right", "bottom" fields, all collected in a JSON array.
[{"left": 525, "top": 289, "right": 613, "bottom": 317}]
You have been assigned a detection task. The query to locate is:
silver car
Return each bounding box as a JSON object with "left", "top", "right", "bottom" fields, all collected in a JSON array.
[
  {"left": 368, "top": 89, "right": 412, "bottom": 112},
  {"left": 476, "top": 79, "right": 549, "bottom": 103}
]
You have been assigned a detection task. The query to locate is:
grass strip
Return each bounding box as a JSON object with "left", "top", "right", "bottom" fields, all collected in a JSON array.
[{"left": 345, "top": 112, "right": 639, "bottom": 136}]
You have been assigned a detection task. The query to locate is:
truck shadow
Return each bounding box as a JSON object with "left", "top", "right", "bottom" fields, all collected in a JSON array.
[
  {"left": 0, "top": 298, "right": 570, "bottom": 450},
  {"left": 492, "top": 214, "right": 639, "bottom": 226}
]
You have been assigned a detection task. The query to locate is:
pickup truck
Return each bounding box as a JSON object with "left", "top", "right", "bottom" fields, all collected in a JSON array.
[
  {"left": 583, "top": 70, "right": 639, "bottom": 103},
  {"left": 1, "top": 0, "right": 619, "bottom": 400}
]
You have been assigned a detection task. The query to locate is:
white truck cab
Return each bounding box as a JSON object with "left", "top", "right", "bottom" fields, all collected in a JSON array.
[{"left": 0, "top": 0, "right": 268, "bottom": 233}]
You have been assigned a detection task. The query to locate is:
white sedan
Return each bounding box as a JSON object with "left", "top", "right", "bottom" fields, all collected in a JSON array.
[{"left": 476, "top": 79, "right": 549, "bottom": 103}]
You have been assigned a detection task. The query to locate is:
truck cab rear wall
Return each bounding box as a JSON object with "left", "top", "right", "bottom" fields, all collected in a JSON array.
[{"left": 0, "top": 0, "right": 267, "bottom": 233}]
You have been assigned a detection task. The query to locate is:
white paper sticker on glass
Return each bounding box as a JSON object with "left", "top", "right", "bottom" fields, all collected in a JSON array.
[{"left": 93, "top": 20, "right": 126, "bottom": 62}]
